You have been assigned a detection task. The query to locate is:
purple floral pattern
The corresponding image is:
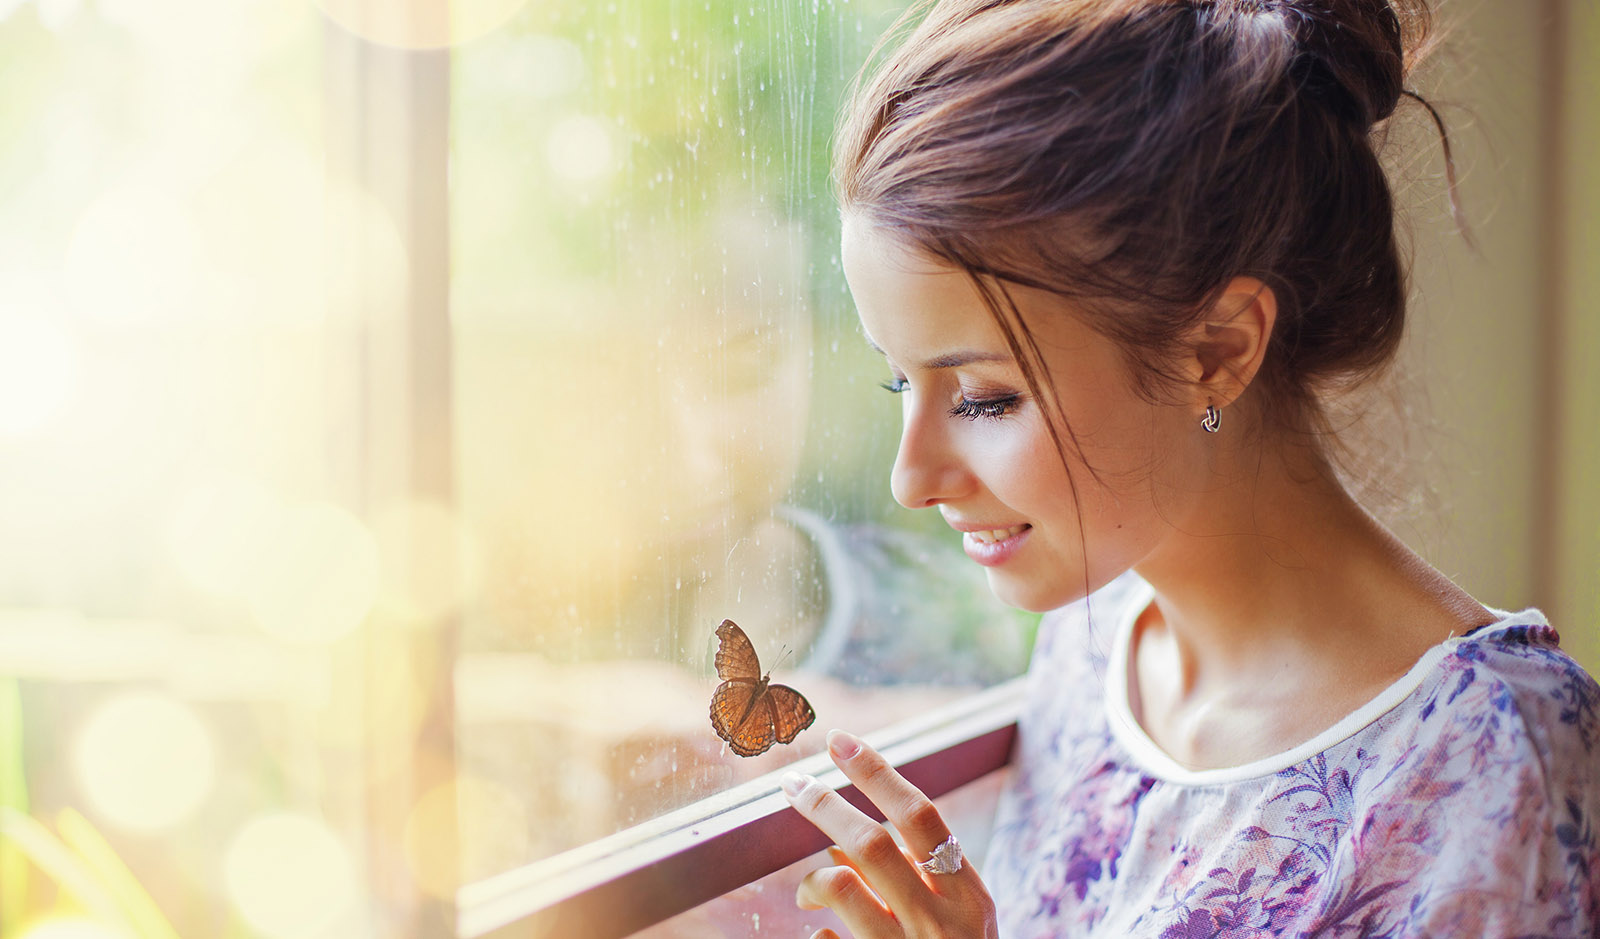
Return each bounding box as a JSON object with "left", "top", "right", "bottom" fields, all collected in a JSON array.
[{"left": 988, "top": 576, "right": 1600, "bottom": 938}]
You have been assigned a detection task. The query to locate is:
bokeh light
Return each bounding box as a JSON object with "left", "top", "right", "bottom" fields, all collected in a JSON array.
[
  {"left": 372, "top": 500, "right": 485, "bottom": 626},
  {"left": 18, "top": 918, "right": 133, "bottom": 939},
  {"left": 246, "top": 502, "right": 381, "bottom": 645},
  {"left": 167, "top": 475, "right": 285, "bottom": 599},
  {"left": 0, "top": 300, "right": 78, "bottom": 438},
  {"left": 196, "top": 142, "right": 326, "bottom": 329},
  {"left": 72, "top": 692, "right": 216, "bottom": 833},
  {"left": 308, "top": 645, "right": 430, "bottom": 787},
  {"left": 324, "top": 181, "right": 411, "bottom": 325},
  {"left": 315, "top": 0, "right": 533, "bottom": 50},
  {"left": 547, "top": 115, "right": 616, "bottom": 184},
  {"left": 223, "top": 813, "right": 358, "bottom": 939},
  {"left": 98, "top": 0, "right": 301, "bottom": 66},
  {"left": 508, "top": 34, "right": 585, "bottom": 99},
  {"left": 63, "top": 186, "right": 203, "bottom": 326},
  {"left": 406, "top": 775, "right": 525, "bottom": 895}
]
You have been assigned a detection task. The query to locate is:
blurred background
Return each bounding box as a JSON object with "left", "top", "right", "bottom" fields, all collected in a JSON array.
[{"left": 0, "top": 0, "right": 1593, "bottom": 937}]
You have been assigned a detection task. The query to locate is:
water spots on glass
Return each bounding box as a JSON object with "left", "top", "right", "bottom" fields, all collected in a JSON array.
[{"left": 450, "top": 3, "right": 1031, "bottom": 926}]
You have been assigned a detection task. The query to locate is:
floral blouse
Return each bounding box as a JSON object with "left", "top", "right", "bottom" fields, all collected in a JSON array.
[{"left": 988, "top": 574, "right": 1600, "bottom": 938}]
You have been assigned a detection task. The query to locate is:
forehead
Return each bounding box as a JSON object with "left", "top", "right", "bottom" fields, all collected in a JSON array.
[
  {"left": 840, "top": 214, "right": 963, "bottom": 293},
  {"left": 841, "top": 216, "right": 1123, "bottom": 393},
  {"left": 841, "top": 217, "right": 1012, "bottom": 355}
]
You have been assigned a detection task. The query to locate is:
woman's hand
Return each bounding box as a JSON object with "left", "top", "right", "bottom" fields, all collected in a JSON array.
[{"left": 780, "top": 729, "right": 999, "bottom": 939}]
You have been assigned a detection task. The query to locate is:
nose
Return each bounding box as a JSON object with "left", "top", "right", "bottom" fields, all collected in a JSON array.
[{"left": 889, "top": 401, "right": 974, "bottom": 510}]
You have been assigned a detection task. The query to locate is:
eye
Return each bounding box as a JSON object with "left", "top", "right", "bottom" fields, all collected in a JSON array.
[
  {"left": 879, "top": 376, "right": 909, "bottom": 394},
  {"left": 949, "top": 394, "right": 1020, "bottom": 421}
]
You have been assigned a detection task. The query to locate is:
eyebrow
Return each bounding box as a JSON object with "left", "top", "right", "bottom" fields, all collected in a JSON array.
[{"left": 863, "top": 335, "right": 1013, "bottom": 370}]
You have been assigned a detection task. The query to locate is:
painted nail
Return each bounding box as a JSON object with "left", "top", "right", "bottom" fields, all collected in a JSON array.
[
  {"left": 827, "top": 729, "right": 862, "bottom": 761},
  {"left": 780, "top": 771, "right": 807, "bottom": 797}
]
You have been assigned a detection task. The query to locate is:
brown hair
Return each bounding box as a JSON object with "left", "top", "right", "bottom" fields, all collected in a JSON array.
[{"left": 834, "top": 0, "right": 1450, "bottom": 452}]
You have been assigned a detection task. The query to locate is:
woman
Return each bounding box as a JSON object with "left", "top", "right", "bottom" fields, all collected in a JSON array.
[{"left": 779, "top": 0, "right": 1600, "bottom": 935}]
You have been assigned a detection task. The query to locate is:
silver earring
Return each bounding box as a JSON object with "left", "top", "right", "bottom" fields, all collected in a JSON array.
[{"left": 1200, "top": 404, "right": 1221, "bottom": 433}]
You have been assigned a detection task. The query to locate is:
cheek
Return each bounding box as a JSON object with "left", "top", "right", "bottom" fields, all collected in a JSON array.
[
  {"left": 971, "top": 418, "right": 1067, "bottom": 503},
  {"left": 1008, "top": 411, "right": 1167, "bottom": 541}
]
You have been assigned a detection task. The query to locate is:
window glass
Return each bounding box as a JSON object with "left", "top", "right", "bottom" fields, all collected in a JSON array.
[{"left": 451, "top": 0, "right": 1040, "bottom": 880}]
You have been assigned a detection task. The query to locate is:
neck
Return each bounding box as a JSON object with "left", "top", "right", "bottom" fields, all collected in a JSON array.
[{"left": 1131, "top": 429, "right": 1485, "bottom": 699}]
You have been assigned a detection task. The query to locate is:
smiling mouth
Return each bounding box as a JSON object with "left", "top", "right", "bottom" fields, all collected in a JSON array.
[{"left": 964, "top": 524, "right": 1030, "bottom": 544}]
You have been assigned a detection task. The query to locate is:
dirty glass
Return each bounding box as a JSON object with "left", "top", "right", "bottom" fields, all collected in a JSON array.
[{"left": 450, "top": 0, "right": 1040, "bottom": 886}]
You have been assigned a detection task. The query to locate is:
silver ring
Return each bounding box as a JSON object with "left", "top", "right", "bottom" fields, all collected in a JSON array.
[{"left": 916, "top": 834, "right": 963, "bottom": 875}]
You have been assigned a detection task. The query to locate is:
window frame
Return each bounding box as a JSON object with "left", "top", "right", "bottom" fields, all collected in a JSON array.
[
  {"left": 456, "top": 680, "right": 1023, "bottom": 939},
  {"left": 324, "top": 17, "right": 458, "bottom": 938}
]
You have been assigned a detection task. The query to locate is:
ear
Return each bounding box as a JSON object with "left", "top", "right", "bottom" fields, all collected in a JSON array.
[{"left": 1183, "top": 276, "right": 1276, "bottom": 411}]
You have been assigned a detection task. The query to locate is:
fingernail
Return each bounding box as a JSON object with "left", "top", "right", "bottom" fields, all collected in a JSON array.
[
  {"left": 827, "top": 729, "right": 862, "bottom": 761},
  {"left": 780, "top": 771, "right": 808, "bottom": 798}
]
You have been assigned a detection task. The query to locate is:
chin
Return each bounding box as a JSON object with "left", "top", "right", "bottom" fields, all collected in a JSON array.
[{"left": 984, "top": 569, "right": 1088, "bottom": 614}]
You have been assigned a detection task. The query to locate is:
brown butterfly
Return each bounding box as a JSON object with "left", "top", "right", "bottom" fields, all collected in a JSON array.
[{"left": 709, "top": 619, "right": 816, "bottom": 757}]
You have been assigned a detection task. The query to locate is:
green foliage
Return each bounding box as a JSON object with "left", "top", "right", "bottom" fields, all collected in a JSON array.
[{"left": 0, "top": 806, "right": 182, "bottom": 939}]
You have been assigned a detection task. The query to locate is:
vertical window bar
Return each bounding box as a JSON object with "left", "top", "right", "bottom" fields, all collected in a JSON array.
[{"left": 323, "top": 5, "right": 458, "bottom": 936}]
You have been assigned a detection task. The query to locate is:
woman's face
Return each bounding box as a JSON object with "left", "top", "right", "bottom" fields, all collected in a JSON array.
[{"left": 841, "top": 217, "right": 1205, "bottom": 612}]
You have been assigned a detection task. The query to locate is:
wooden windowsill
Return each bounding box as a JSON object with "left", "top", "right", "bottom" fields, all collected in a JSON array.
[{"left": 458, "top": 678, "right": 1024, "bottom": 939}]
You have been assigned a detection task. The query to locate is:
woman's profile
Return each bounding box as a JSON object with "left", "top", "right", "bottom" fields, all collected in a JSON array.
[{"left": 774, "top": 0, "right": 1600, "bottom": 935}]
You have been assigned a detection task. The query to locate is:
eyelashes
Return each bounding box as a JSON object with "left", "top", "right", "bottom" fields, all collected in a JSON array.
[
  {"left": 948, "top": 395, "right": 1020, "bottom": 420},
  {"left": 879, "top": 377, "right": 1021, "bottom": 421}
]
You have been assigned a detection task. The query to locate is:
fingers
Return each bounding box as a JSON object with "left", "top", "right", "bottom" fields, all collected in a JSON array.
[
  {"left": 781, "top": 770, "right": 928, "bottom": 913},
  {"left": 795, "top": 864, "right": 899, "bottom": 939},
  {"left": 794, "top": 851, "right": 852, "bottom": 912},
  {"left": 822, "top": 730, "right": 977, "bottom": 893},
  {"left": 782, "top": 729, "right": 1002, "bottom": 938}
]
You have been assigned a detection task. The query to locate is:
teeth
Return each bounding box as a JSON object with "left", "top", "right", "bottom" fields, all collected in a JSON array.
[{"left": 966, "top": 525, "right": 1026, "bottom": 544}]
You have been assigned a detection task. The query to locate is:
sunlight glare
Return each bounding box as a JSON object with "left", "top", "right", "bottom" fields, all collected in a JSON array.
[
  {"left": 405, "top": 775, "right": 525, "bottom": 895},
  {"left": 63, "top": 186, "right": 203, "bottom": 326},
  {"left": 223, "top": 813, "right": 357, "bottom": 939},
  {"left": 0, "top": 303, "right": 78, "bottom": 438},
  {"left": 309, "top": 650, "right": 428, "bottom": 785},
  {"left": 19, "top": 918, "right": 133, "bottom": 939},
  {"left": 316, "top": 0, "right": 533, "bottom": 50},
  {"left": 96, "top": 0, "right": 306, "bottom": 78},
  {"left": 518, "top": 35, "right": 585, "bottom": 98},
  {"left": 34, "top": 0, "right": 80, "bottom": 33},
  {"left": 72, "top": 693, "right": 216, "bottom": 833},
  {"left": 324, "top": 182, "right": 410, "bottom": 325},
  {"left": 373, "top": 501, "right": 484, "bottom": 626},
  {"left": 547, "top": 115, "right": 616, "bottom": 184},
  {"left": 168, "top": 476, "right": 285, "bottom": 599},
  {"left": 247, "top": 503, "right": 380, "bottom": 645}
]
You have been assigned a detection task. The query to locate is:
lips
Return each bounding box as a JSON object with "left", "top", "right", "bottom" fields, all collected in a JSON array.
[
  {"left": 964, "top": 524, "right": 1029, "bottom": 545},
  {"left": 952, "top": 522, "right": 1032, "bottom": 567}
]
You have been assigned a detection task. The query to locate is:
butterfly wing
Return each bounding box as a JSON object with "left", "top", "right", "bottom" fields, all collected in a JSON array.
[
  {"left": 711, "top": 681, "right": 777, "bottom": 756},
  {"left": 709, "top": 619, "right": 814, "bottom": 757},
  {"left": 714, "top": 619, "right": 762, "bottom": 682},
  {"left": 767, "top": 684, "right": 816, "bottom": 745}
]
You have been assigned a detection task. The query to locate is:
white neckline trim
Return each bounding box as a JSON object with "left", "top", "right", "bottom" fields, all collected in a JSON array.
[{"left": 1101, "top": 579, "right": 1543, "bottom": 785}]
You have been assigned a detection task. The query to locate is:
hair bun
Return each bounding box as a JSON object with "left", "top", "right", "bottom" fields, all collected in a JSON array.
[{"left": 1283, "top": 0, "right": 1412, "bottom": 127}]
